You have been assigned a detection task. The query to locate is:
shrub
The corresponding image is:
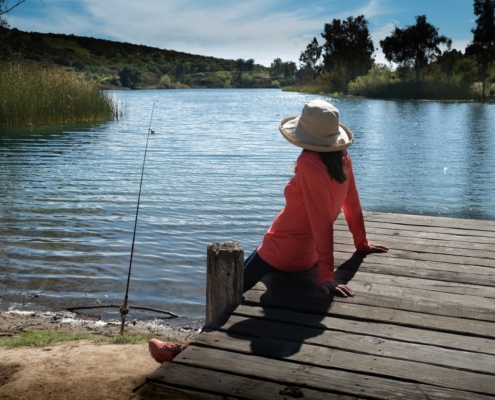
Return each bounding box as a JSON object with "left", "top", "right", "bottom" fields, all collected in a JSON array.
[
  {"left": 118, "top": 66, "right": 142, "bottom": 88},
  {"left": 160, "top": 74, "right": 171, "bottom": 88}
]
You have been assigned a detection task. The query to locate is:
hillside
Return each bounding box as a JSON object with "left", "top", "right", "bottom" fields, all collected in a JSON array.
[{"left": 0, "top": 27, "right": 296, "bottom": 89}]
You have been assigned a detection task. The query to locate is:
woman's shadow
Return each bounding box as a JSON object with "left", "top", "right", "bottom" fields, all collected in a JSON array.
[{"left": 217, "top": 252, "right": 365, "bottom": 358}]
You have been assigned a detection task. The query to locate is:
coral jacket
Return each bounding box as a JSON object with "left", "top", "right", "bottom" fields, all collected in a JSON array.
[{"left": 257, "top": 150, "right": 371, "bottom": 286}]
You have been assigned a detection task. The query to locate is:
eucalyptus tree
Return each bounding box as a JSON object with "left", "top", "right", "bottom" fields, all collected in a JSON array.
[
  {"left": 320, "top": 15, "right": 374, "bottom": 92},
  {"left": 299, "top": 37, "right": 322, "bottom": 83},
  {"left": 380, "top": 15, "right": 452, "bottom": 82},
  {"left": 466, "top": 0, "right": 495, "bottom": 101}
]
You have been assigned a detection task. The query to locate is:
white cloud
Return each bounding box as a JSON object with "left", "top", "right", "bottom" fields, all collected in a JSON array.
[{"left": 8, "top": 0, "right": 474, "bottom": 67}]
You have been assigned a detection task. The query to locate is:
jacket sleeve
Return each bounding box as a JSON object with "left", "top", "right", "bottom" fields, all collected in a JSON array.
[
  {"left": 297, "top": 154, "right": 336, "bottom": 285},
  {"left": 342, "top": 157, "right": 371, "bottom": 253}
]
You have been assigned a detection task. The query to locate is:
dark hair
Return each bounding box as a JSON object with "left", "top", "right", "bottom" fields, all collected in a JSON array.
[
  {"left": 318, "top": 150, "right": 348, "bottom": 183},
  {"left": 295, "top": 150, "right": 348, "bottom": 183},
  {"left": 294, "top": 149, "right": 347, "bottom": 183}
]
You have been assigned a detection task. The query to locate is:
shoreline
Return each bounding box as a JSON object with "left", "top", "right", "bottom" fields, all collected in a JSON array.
[{"left": 0, "top": 310, "right": 201, "bottom": 399}]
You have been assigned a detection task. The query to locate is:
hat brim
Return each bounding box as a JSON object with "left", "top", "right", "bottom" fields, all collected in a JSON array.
[{"left": 279, "top": 116, "right": 354, "bottom": 152}]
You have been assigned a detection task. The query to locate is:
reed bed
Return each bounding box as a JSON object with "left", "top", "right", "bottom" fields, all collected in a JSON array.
[
  {"left": 0, "top": 63, "right": 120, "bottom": 126},
  {"left": 348, "top": 80, "right": 478, "bottom": 101}
]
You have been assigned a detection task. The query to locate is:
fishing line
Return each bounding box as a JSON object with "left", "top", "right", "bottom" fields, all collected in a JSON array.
[{"left": 119, "top": 102, "right": 155, "bottom": 335}]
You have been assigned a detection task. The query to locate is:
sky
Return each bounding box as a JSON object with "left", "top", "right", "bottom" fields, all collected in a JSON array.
[{"left": 6, "top": 0, "right": 476, "bottom": 67}]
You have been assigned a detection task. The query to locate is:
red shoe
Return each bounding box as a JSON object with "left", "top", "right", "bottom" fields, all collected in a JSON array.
[{"left": 148, "top": 339, "right": 185, "bottom": 363}]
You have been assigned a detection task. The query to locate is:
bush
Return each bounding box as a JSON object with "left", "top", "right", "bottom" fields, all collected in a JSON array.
[
  {"left": 118, "top": 66, "right": 142, "bottom": 88},
  {"left": 347, "top": 65, "right": 399, "bottom": 97},
  {"left": 160, "top": 74, "right": 171, "bottom": 88}
]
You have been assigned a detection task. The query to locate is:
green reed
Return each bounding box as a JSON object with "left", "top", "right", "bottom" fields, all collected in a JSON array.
[
  {"left": 0, "top": 63, "right": 121, "bottom": 126},
  {"left": 348, "top": 79, "right": 477, "bottom": 101}
]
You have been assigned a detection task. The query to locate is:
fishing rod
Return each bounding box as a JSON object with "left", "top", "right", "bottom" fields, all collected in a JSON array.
[{"left": 119, "top": 102, "right": 155, "bottom": 335}]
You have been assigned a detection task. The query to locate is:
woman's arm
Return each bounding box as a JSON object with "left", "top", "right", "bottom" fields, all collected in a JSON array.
[{"left": 342, "top": 156, "right": 372, "bottom": 253}]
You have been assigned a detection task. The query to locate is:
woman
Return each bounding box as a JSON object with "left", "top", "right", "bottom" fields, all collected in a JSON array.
[
  {"left": 148, "top": 100, "right": 388, "bottom": 364},
  {"left": 243, "top": 99, "right": 388, "bottom": 297}
]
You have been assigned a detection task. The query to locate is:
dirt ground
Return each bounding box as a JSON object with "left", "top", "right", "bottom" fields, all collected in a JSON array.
[{"left": 0, "top": 310, "right": 200, "bottom": 400}]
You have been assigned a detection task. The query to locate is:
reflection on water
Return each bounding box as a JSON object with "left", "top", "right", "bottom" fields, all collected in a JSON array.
[{"left": 1, "top": 90, "right": 494, "bottom": 323}]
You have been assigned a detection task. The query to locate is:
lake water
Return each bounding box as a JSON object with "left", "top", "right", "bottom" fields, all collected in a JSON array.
[{"left": 1, "top": 89, "right": 494, "bottom": 325}]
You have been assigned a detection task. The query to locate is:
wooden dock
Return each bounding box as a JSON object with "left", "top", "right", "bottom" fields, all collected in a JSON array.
[{"left": 134, "top": 212, "right": 495, "bottom": 399}]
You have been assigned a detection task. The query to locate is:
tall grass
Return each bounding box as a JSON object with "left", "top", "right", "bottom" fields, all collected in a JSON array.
[
  {"left": 349, "top": 79, "right": 478, "bottom": 100},
  {"left": 347, "top": 66, "right": 478, "bottom": 101},
  {"left": 0, "top": 63, "right": 120, "bottom": 126}
]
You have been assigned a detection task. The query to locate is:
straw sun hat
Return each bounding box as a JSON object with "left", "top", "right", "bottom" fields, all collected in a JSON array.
[{"left": 279, "top": 100, "right": 354, "bottom": 152}]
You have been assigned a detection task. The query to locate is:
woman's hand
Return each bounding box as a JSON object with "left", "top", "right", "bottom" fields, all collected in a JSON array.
[
  {"left": 319, "top": 281, "right": 355, "bottom": 297},
  {"left": 360, "top": 243, "right": 389, "bottom": 254}
]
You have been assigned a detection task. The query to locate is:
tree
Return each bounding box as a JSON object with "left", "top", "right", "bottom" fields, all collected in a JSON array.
[
  {"left": 1, "top": 0, "right": 34, "bottom": 59},
  {"left": 321, "top": 16, "right": 374, "bottom": 92},
  {"left": 465, "top": 0, "right": 495, "bottom": 101},
  {"left": 0, "top": 0, "right": 26, "bottom": 18},
  {"left": 118, "top": 66, "right": 142, "bottom": 89},
  {"left": 244, "top": 58, "right": 255, "bottom": 72},
  {"left": 299, "top": 37, "right": 322, "bottom": 83},
  {"left": 283, "top": 61, "right": 297, "bottom": 79},
  {"left": 270, "top": 57, "right": 283, "bottom": 78},
  {"left": 380, "top": 15, "right": 452, "bottom": 82}
]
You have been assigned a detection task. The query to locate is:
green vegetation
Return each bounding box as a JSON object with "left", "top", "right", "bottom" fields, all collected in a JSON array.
[
  {"left": 0, "top": 330, "right": 180, "bottom": 349},
  {"left": 466, "top": 0, "right": 495, "bottom": 101},
  {"left": 0, "top": 62, "right": 120, "bottom": 126},
  {"left": 1, "top": 0, "right": 492, "bottom": 101},
  {"left": 0, "top": 27, "right": 285, "bottom": 90},
  {"left": 347, "top": 63, "right": 478, "bottom": 100},
  {"left": 288, "top": 0, "right": 495, "bottom": 101}
]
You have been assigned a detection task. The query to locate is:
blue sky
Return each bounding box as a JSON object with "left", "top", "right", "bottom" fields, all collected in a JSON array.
[{"left": 7, "top": 0, "right": 476, "bottom": 67}]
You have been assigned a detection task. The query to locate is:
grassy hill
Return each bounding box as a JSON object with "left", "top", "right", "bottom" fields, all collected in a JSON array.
[{"left": 1, "top": 27, "right": 296, "bottom": 89}]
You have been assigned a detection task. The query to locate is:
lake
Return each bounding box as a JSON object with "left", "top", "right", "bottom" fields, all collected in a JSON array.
[{"left": 1, "top": 89, "right": 494, "bottom": 325}]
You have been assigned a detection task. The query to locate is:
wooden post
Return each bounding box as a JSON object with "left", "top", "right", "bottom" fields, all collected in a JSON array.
[{"left": 206, "top": 242, "right": 244, "bottom": 326}]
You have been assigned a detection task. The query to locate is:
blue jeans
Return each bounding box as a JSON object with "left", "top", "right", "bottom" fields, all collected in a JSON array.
[{"left": 243, "top": 250, "right": 280, "bottom": 293}]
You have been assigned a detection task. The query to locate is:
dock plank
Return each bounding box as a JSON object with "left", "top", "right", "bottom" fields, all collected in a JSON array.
[
  {"left": 333, "top": 254, "right": 495, "bottom": 286},
  {"left": 255, "top": 274, "right": 495, "bottom": 321},
  {"left": 204, "top": 317, "right": 495, "bottom": 375},
  {"left": 244, "top": 289, "right": 495, "bottom": 337},
  {"left": 193, "top": 330, "right": 495, "bottom": 394},
  {"left": 167, "top": 346, "right": 494, "bottom": 399},
  {"left": 232, "top": 305, "right": 495, "bottom": 355},
  {"left": 137, "top": 212, "right": 495, "bottom": 399},
  {"left": 143, "top": 363, "right": 357, "bottom": 400}
]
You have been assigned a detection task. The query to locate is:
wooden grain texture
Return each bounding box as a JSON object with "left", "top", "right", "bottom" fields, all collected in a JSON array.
[
  {"left": 333, "top": 220, "right": 495, "bottom": 245},
  {"left": 362, "top": 212, "right": 495, "bottom": 232},
  {"left": 243, "top": 289, "right": 495, "bottom": 337},
  {"left": 255, "top": 273, "right": 495, "bottom": 321},
  {"left": 171, "top": 346, "right": 494, "bottom": 399},
  {"left": 144, "top": 363, "right": 357, "bottom": 400},
  {"left": 191, "top": 330, "right": 495, "bottom": 393},
  {"left": 332, "top": 243, "right": 494, "bottom": 267},
  {"left": 132, "top": 380, "right": 224, "bottom": 400},
  {"left": 138, "top": 212, "right": 495, "bottom": 399},
  {"left": 206, "top": 242, "right": 243, "bottom": 325},
  {"left": 334, "top": 218, "right": 495, "bottom": 240},
  {"left": 336, "top": 233, "right": 495, "bottom": 257},
  {"left": 203, "top": 317, "right": 495, "bottom": 374},
  {"left": 346, "top": 271, "right": 495, "bottom": 297},
  {"left": 333, "top": 254, "right": 495, "bottom": 286},
  {"left": 231, "top": 305, "right": 495, "bottom": 355}
]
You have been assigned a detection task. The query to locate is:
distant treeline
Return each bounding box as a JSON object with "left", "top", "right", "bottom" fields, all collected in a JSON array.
[
  {"left": 0, "top": 27, "right": 296, "bottom": 89},
  {"left": 1, "top": 0, "right": 493, "bottom": 100},
  {"left": 292, "top": 0, "right": 495, "bottom": 101}
]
